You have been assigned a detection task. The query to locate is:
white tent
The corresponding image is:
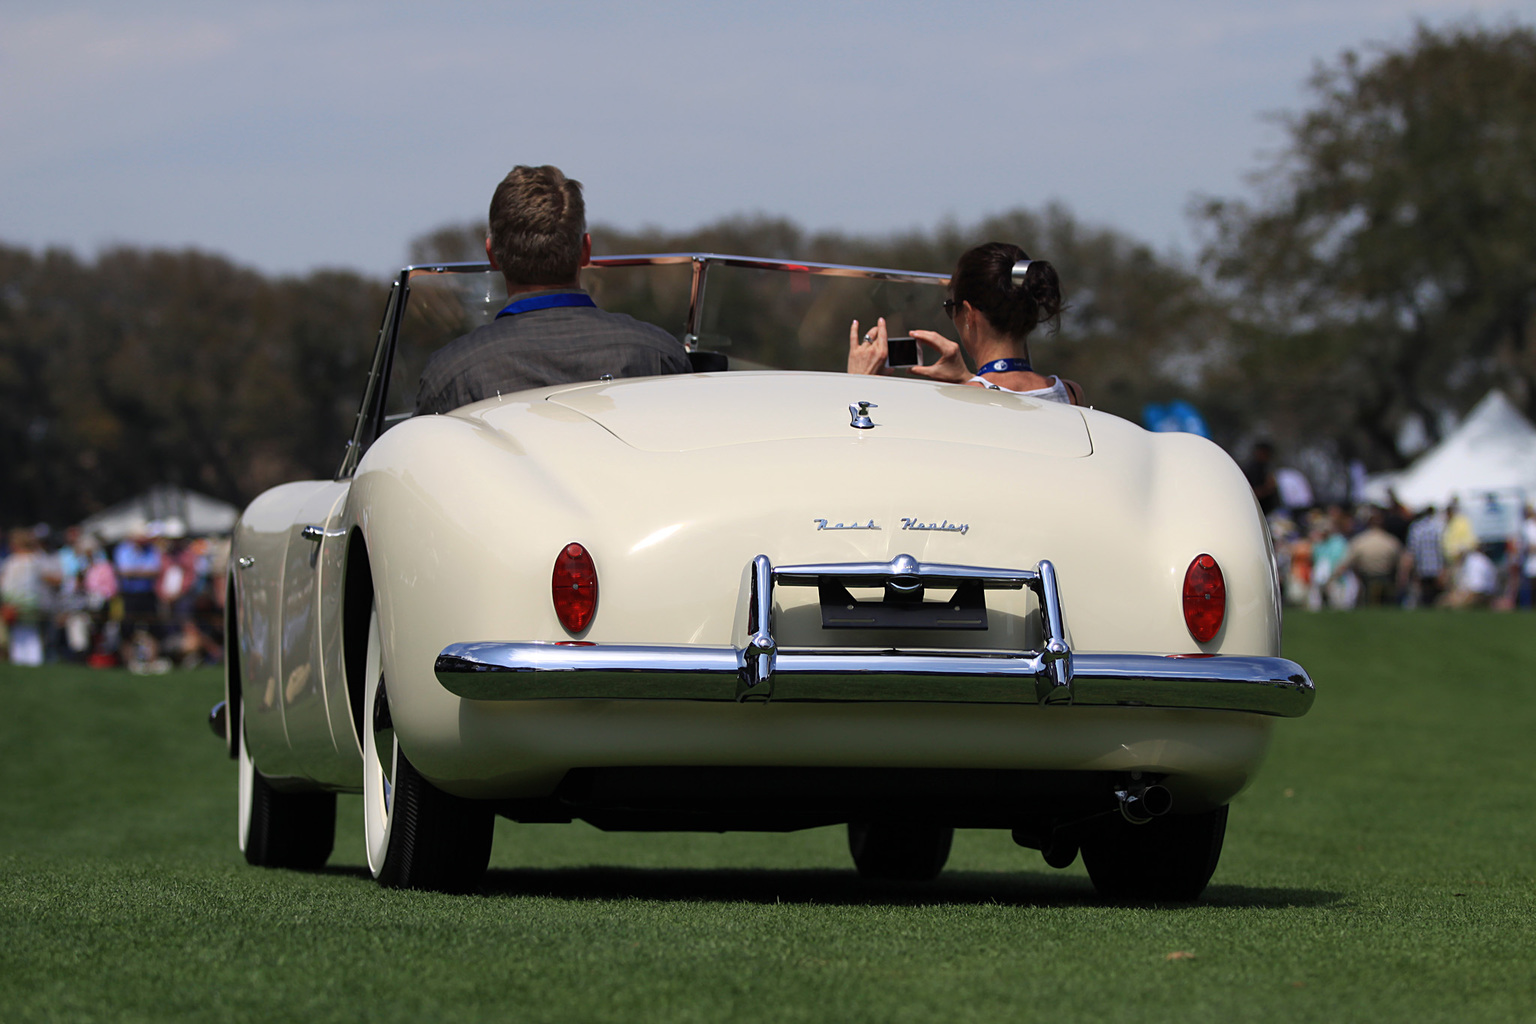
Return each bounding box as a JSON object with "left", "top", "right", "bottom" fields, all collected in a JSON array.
[
  {"left": 1364, "top": 390, "right": 1536, "bottom": 515},
  {"left": 77, "top": 485, "right": 240, "bottom": 542}
]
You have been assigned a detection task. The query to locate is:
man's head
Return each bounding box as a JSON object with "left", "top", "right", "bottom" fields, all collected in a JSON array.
[{"left": 486, "top": 165, "right": 590, "bottom": 288}]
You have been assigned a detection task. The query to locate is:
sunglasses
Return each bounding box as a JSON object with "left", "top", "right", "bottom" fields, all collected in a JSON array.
[{"left": 943, "top": 299, "right": 959, "bottom": 317}]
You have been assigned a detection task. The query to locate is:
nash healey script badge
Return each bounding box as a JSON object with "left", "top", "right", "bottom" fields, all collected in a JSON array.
[{"left": 813, "top": 517, "right": 969, "bottom": 535}]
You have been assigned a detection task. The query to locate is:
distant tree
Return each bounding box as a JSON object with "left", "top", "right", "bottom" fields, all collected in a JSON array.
[{"left": 1199, "top": 22, "right": 1536, "bottom": 468}]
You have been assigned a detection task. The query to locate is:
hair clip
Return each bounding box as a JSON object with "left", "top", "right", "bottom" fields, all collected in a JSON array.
[{"left": 1011, "top": 259, "right": 1034, "bottom": 284}]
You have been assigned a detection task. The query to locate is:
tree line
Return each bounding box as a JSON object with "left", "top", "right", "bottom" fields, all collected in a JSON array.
[
  {"left": 3, "top": 21, "right": 1532, "bottom": 527},
  {"left": 0, "top": 210, "right": 1226, "bottom": 527},
  {"left": 0, "top": 245, "right": 380, "bottom": 525},
  {"left": 1199, "top": 22, "right": 1536, "bottom": 471}
]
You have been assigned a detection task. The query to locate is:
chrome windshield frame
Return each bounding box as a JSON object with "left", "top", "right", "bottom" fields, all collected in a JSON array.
[
  {"left": 339, "top": 256, "right": 946, "bottom": 482},
  {"left": 338, "top": 253, "right": 951, "bottom": 474},
  {"left": 391, "top": 252, "right": 949, "bottom": 343}
]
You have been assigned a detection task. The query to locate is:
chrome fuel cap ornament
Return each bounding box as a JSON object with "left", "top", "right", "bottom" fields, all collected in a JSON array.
[{"left": 849, "top": 401, "right": 877, "bottom": 429}]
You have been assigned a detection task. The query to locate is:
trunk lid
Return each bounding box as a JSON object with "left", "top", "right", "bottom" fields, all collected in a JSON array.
[{"left": 544, "top": 371, "right": 1092, "bottom": 457}]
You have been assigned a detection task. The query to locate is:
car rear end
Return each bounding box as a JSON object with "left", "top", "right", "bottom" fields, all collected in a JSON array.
[{"left": 359, "top": 372, "right": 1309, "bottom": 834}]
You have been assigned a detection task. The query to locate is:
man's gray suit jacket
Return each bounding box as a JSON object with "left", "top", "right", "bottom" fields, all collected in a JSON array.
[{"left": 415, "top": 288, "right": 691, "bottom": 414}]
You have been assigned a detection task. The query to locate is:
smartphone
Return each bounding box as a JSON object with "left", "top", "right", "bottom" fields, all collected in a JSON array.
[{"left": 885, "top": 336, "right": 920, "bottom": 368}]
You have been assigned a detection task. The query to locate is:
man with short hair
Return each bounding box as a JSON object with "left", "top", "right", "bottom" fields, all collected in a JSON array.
[
  {"left": 416, "top": 165, "right": 690, "bottom": 414},
  {"left": 1330, "top": 509, "right": 1404, "bottom": 606},
  {"left": 112, "top": 526, "right": 161, "bottom": 634},
  {"left": 1403, "top": 505, "right": 1445, "bottom": 607},
  {"left": 1441, "top": 497, "right": 1477, "bottom": 563}
]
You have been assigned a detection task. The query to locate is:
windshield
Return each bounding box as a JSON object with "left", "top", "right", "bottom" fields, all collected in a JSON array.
[
  {"left": 684, "top": 260, "right": 957, "bottom": 372},
  {"left": 354, "top": 254, "right": 956, "bottom": 467}
]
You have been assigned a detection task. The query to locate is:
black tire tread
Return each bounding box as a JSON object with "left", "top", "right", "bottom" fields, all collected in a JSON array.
[
  {"left": 244, "top": 770, "right": 336, "bottom": 870},
  {"left": 848, "top": 822, "right": 954, "bottom": 881},
  {"left": 376, "top": 747, "right": 494, "bottom": 893},
  {"left": 1080, "top": 805, "right": 1228, "bottom": 902}
]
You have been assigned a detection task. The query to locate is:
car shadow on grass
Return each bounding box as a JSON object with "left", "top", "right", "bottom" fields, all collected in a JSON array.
[{"left": 476, "top": 866, "right": 1340, "bottom": 909}]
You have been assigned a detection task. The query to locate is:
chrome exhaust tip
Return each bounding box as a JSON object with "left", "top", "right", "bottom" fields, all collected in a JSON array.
[{"left": 1116, "top": 782, "right": 1172, "bottom": 824}]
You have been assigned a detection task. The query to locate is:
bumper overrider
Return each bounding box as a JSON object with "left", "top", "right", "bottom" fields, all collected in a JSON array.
[{"left": 434, "top": 556, "right": 1314, "bottom": 717}]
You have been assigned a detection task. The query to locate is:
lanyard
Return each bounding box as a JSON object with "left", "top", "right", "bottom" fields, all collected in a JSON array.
[
  {"left": 495, "top": 292, "right": 597, "bottom": 318},
  {"left": 976, "top": 357, "right": 1032, "bottom": 375}
]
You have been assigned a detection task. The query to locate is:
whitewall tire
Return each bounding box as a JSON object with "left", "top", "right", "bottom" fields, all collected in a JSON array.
[{"left": 362, "top": 606, "right": 494, "bottom": 892}]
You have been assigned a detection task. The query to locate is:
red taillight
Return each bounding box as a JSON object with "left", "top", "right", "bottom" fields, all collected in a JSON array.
[
  {"left": 1182, "top": 554, "right": 1226, "bottom": 644},
  {"left": 552, "top": 543, "right": 597, "bottom": 633}
]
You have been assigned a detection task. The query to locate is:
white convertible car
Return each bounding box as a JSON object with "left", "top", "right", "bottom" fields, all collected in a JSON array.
[{"left": 215, "top": 254, "right": 1313, "bottom": 900}]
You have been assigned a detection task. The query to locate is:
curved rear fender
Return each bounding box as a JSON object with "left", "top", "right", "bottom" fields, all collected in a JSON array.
[
  {"left": 1018, "top": 411, "right": 1277, "bottom": 657},
  {"left": 347, "top": 412, "right": 617, "bottom": 775},
  {"left": 1132, "top": 424, "right": 1280, "bottom": 655},
  {"left": 1158, "top": 433, "right": 1278, "bottom": 653}
]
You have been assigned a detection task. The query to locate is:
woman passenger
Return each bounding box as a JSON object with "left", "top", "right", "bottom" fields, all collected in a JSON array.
[{"left": 848, "top": 242, "right": 1082, "bottom": 404}]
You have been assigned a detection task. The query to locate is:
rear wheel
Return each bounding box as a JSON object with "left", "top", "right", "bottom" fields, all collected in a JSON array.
[
  {"left": 362, "top": 608, "right": 493, "bottom": 893},
  {"left": 847, "top": 821, "right": 954, "bottom": 881},
  {"left": 237, "top": 699, "right": 336, "bottom": 869},
  {"left": 1080, "top": 805, "right": 1228, "bottom": 902}
]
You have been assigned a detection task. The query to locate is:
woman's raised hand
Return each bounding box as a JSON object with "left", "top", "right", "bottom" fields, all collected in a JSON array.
[
  {"left": 907, "top": 330, "right": 972, "bottom": 384},
  {"left": 847, "top": 317, "right": 889, "bottom": 375}
]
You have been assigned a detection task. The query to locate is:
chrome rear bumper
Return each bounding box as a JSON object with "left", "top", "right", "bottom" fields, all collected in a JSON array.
[
  {"left": 434, "top": 556, "right": 1314, "bottom": 718},
  {"left": 435, "top": 644, "right": 1313, "bottom": 716}
]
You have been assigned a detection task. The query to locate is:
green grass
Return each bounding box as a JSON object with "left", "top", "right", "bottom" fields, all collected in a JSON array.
[{"left": 2, "top": 610, "right": 1533, "bottom": 1022}]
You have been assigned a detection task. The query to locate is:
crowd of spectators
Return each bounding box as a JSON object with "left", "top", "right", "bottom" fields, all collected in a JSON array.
[
  {"left": 1268, "top": 496, "right": 1536, "bottom": 611},
  {"left": 0, "top": 519, "right": 227, "bottom": 671},
  {"left": 1242, "top": 441, "right": 1536, "bottom": 610}
]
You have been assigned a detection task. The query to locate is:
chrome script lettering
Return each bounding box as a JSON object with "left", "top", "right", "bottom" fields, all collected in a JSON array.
[
  {"left": 813, "top": 518, "right": 880, "bottom": 531},
  {"left": 899, "top": 517, "right": 969, "bottom": 536}
]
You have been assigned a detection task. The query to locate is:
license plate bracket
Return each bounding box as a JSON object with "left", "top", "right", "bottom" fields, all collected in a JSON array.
[{"left": 817, "top": 579, "right": 988, "bottom": 630}]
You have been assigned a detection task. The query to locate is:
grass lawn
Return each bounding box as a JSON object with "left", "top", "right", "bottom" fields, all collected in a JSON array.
[{"left": 2, "top": 610, "right": 1533, "bottom": 1022}]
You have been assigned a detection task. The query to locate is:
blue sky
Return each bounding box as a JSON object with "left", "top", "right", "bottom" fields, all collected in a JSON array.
[{"left": 3, "top": 0, "right": 1533, "bottom": 277}]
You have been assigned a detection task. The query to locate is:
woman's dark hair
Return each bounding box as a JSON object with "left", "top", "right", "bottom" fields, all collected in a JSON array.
[{"left": 949, "top": 242, "right": 1065, "bottom": 338}]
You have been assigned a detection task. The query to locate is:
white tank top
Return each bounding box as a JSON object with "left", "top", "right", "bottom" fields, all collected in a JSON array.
[{"left": 968, "top": 374, "right": 1074, "bottom": 404}]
